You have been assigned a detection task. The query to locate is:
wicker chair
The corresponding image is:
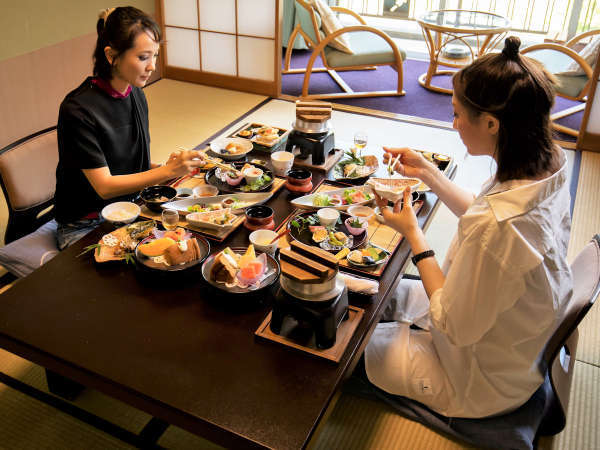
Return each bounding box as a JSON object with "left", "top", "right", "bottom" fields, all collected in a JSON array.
[
  {"left": 283, "top": 0, "right": 406, "bottom": 99},
  {"left": 522, "top": 29, "right": 600, "bottom": 137}
]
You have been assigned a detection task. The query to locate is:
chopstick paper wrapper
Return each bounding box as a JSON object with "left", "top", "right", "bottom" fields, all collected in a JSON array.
[{"left": 339, "top": 273, "right": 379, "bottom": 295}]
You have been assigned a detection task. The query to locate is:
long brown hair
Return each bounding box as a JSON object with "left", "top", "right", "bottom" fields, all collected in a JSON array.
[
  {"left": 93, "top": 6, "right": 161, "bottom": 80},
  {"left": 453, "top": 36, "right": 557, "bottom": 182}
]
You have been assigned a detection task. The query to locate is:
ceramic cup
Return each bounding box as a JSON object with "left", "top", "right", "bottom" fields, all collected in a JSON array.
[
  {"left": 271, "top": 151, "right": 294, "bottom": 176},
  {"left": 249, "top": 229, "right": 279, "bottom": 255},
  {"left": 317, "top": 208, "right": 340, "bottom": 227}
]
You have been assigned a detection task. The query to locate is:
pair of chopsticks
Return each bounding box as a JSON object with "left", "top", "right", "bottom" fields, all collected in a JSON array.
[
  {"left": 269, "top": 228, "right": 290, "bottom": 244},
  {"left": 171, "top": 168, "right": 199, "bottom": 188},
  {"left": 178, "top": 146, "right": 242, "bottom": 176},
  {"left": 387, "top": 153, "right": 401, "bottom": 176}
]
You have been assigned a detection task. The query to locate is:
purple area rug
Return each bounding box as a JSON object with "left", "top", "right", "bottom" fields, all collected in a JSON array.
[{"left": 282, "top": 50, "right": 582, "bottom": 142}]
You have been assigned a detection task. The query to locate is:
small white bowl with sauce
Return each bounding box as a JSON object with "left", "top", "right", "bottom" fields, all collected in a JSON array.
[
  {"left": 243, "top": 167, "right": 264, "bottom": 185},
  {"left": 347, "top": 205, "right": 375, "bottom": 221},
  {"left": 249, "top": 229, "right": 279, "bottom": 255},
  {"left": 193, "top": 185, "right": 219, "bottom": 198}
]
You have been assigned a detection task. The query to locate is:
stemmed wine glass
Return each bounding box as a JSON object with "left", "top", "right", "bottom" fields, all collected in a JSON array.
[
  {"left": 353, "top": 131, "right": 368, "bottom": 157},
  {"left": 161, "top": 208, "right": 179, "bottom": 231}
]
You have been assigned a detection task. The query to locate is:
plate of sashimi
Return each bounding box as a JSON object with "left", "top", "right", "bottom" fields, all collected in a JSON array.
[
  {"left": 290, "top": 186, "right": 374, "bottom": 211},
  {"left": 201, "top": 245, "right": 280, "bottom": 294}
]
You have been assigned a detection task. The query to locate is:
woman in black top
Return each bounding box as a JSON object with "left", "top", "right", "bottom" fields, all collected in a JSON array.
[{"left": 55, "top": 6, "right": 202, "bottom": 249}]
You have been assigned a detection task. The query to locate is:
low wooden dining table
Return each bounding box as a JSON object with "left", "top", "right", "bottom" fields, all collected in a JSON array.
[{"left": 0, "top": 144, "right": 455, "bottom": 449}]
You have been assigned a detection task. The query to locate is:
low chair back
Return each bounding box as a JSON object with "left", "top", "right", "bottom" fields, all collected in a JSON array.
[
  {"left": 538, "top": 235, "right": 600, "bottom": 435},
  {"left": 0, "top": 127, "right": 58, "bottom": 244}
]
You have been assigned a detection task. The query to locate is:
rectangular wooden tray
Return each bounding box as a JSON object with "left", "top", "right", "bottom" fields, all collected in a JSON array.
[
  {"left": 229, "top": 122, "right": 290, "bottom": 153},
  {"left": 254, "top": 305, "right": 364, "bottom": 363},
  {"left": 139, "top": 175, "right": 286, "bottom": 242},
  {"left": 276, "top": 181, "right": 422, "bottom": 278}
]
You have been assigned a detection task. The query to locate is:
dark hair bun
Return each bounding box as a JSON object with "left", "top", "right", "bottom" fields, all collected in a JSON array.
[
  {"left": 96, "top": 18, "right": 105, "bottom": 35},
  {"left": 502, "top": 36, "right": 521, "bottom": 60}
]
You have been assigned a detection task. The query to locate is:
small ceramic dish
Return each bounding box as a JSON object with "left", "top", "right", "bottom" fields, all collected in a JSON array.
[
  {"left": 175, "top": 187, "right": 194, "bottom": 200},
  {"left": 193, "top": 185, "right": 219, "bottom": 198},
  {"left": 344, "top": 217, "right": 368, "bottom": 235},
  {"left": 210, "top": 137, "right": 253, "bottom": 160},
  {"left": 366, "top": 177, "right": 420, "bottom": 202},
  {"left": 243, "top": 166, "right": 263, "bottom": 185},
  {"left": 249, "top": 229, "right": 279, "bottom": 255},
  {"left": 347, "top": 205, "right": 375, "bottom": 221}
]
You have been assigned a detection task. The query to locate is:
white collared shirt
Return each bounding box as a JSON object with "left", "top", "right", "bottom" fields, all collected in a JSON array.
[{"left": 366, "top": 154, "right": 573, "bottom": 418}]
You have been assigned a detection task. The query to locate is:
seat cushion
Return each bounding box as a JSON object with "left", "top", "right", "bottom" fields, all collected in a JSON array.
[
  {"left": 561, "top": 35, "right": 600, "bottom": 75},
  {"left": 292, "top": 0, "right": 322, "bottom": 48},
  {"left": 324, "top": 31, "right": 406, "bottom": 68},
  {"left": 525, "top": 49, "right": 589, "bottom": 97},
  {"left": 312, "top": 0, "right": 354, "bottom": 54},
  {"left": 0, "top": 220, "right": 59, "bottom": 278},
  {"left": 555, "top": 74, "right": 589, "bottom": 98}
]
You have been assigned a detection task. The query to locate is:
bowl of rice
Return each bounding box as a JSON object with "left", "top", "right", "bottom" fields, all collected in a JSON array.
[{"left": 101, "top": 201, "right": 141, "bottom": 225}]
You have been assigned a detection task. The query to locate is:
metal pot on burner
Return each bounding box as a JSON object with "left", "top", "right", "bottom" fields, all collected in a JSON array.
[{"left": 291, "top": 117, "right": 332, "bottom": 135}]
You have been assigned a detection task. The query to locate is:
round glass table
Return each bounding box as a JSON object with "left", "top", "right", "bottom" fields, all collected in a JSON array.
[{"left": 417, "top": 10, "right": 511, "bottom": 94}]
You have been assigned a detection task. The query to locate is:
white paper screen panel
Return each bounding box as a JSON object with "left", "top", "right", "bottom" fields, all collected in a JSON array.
[
  {"left": 165, "top": 27, "right": 200, "bottom": 70},
  {"left": 237, "top": 0, "right": 276, "bottom": 38},
  {"left": 201, "top": 32, "right": 237, "bottom": 76},
  {"left": 160, "top": 0, "right": 281, "bottom": 97},
  {"left": 163, "top": 0, "right": 198, "bottom": 28},
  {"left": 238, "top": 37, "right": 274, "bottom": 81},
  {"left": 199, "top": 0, "right": 236, "bottom": 34}
]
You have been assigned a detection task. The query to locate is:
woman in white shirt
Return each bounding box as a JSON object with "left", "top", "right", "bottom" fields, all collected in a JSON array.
[{"left": 363, "top": 36, "right": 573, "bottom": 420}]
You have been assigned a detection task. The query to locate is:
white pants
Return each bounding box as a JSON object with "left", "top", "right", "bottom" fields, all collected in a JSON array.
[{"left": 365, "top": 278, "right": 452, "bottom": 416}]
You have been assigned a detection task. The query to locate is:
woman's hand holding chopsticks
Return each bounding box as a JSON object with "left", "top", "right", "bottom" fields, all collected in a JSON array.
[
  {"left": 382, "top": 147, "right": 431, "bottom": 179},
  {"left": 164, "top": 148, "right": 206, "bottom": 178}
]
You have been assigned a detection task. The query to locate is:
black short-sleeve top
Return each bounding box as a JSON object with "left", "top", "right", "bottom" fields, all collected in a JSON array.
[{"left": 55, "top": 77, "right": 151, "bottom": 224}]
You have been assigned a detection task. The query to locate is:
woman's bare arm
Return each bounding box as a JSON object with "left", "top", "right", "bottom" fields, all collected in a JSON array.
[{"left": 83, "top": 149, "right": 203, "bottom": 199}]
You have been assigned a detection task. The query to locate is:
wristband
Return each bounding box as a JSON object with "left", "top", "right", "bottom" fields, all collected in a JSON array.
[{"left": 411, "top": 249, "right": 435, "bottom": 266}]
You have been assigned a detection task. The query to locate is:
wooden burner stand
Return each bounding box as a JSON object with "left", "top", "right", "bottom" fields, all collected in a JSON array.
[{"left": 269, "top": 241, "right": 349, "bottom": 349}]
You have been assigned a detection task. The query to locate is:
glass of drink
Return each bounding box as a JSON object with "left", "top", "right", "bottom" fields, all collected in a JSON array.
[
  {"left": 353, "top": 132, "right": 368, "bottom": 156},
  {"left": 161, "top": 208, "right": 179, "bottom": 231}
]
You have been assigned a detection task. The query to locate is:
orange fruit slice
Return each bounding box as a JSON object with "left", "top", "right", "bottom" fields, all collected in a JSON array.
[
  {"left": 138, "top": 237, "right": 176, "bottom": 257},
  {"left": 239, "top": 244, "right": 257, "bottom": 268}
]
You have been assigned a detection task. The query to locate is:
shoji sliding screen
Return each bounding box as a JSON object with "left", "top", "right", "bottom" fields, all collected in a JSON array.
[{"left": 157, "top": 0, "right": 282, "bottom": 96}]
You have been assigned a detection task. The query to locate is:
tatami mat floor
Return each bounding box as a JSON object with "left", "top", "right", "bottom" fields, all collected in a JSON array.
[{"left": 0, "top": 80, "right": 598, "bottom": 449}]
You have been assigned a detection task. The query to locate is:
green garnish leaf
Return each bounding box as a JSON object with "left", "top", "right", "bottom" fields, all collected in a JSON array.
[
  {"left": 123, "top": 252, "right": 136, "bottom": 265},
  {"left": 312, "top": 194, "right": 332, "bottom": 206},
  {"left": 77, "top": 244, "right": 102, "bottom": 258}
]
